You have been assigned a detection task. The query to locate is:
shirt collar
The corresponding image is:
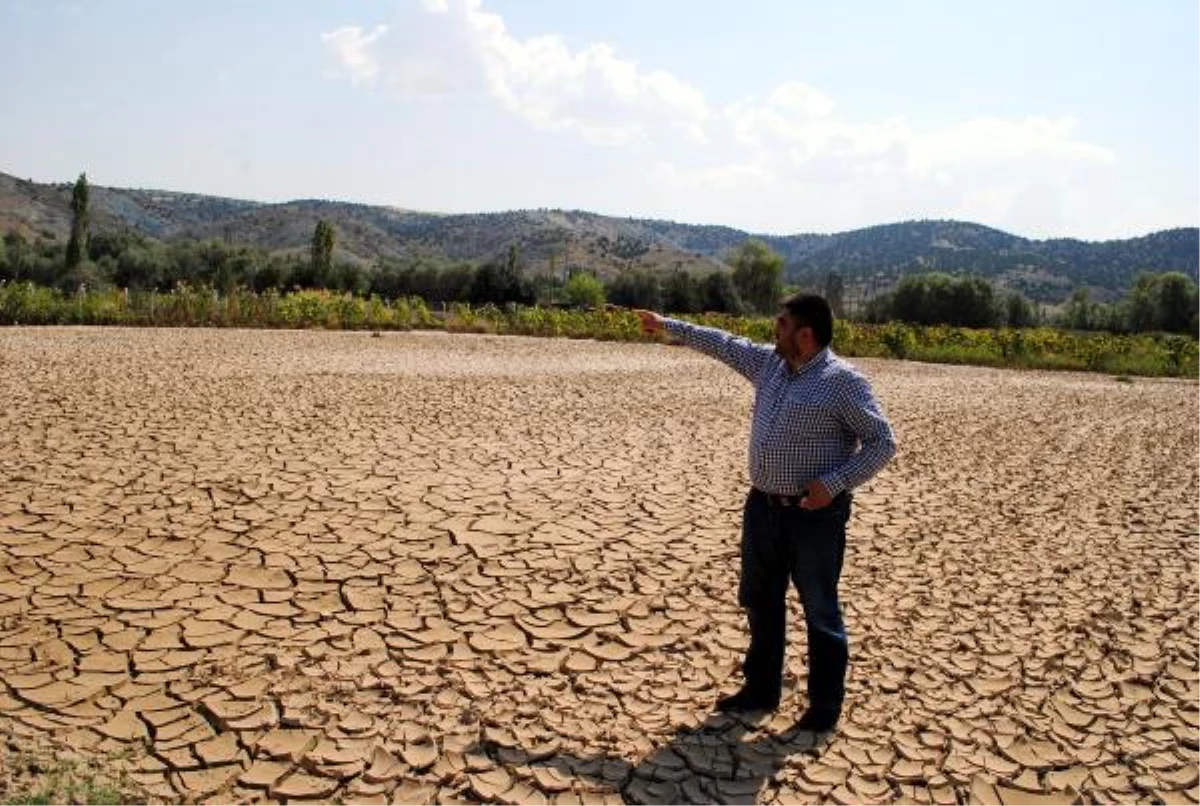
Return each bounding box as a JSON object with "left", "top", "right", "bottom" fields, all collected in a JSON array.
[{"left": 789, "top": 346, "right": 831, "bottom": 376}]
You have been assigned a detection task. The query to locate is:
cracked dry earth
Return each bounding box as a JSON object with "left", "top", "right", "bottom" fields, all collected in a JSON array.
[{"left": 0, "top": 326, "right": 1197, "bottom": 806}]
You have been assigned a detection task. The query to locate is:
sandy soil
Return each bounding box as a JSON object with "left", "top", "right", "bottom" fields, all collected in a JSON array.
[{"left": 0, "top": 326, "right": 1196, "bottom": 805}]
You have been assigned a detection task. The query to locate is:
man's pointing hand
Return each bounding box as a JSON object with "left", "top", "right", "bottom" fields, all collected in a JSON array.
[{"left": 633, "top": 309, "right": 664, "bottom": 335}]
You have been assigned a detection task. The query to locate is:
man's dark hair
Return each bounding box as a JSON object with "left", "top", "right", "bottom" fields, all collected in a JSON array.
[{"left": 781, "top": 293, "right": 834, "bottom": 347}]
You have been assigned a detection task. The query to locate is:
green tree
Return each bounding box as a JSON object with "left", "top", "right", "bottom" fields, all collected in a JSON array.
[
  {"left": 311, "top": 220, "right": 335, "bottom": 285},
  {"left": 730, "top": 239, "right": 784, "bottom": 314},
  {"left": 227, "top": 248, "right": 261, "bottom": 291},
  {"left": 527, "top": 272, "right": 563, "bottom": 305},
  {"left": 948, "top": 276, "right": 1001, "bottom": 328},
  {"left": 611, "top": 233, "right": 649, "bottom": 260},
  {"left": 662, "top": 270, "right": 700, "bottom": 313},
  {"left": 200, "top": 240, "right": 233, "bottom": 292},
  {"left": 823, "top": 272, "right": 846, "bottom": 317},
  {"left": 1003, "top": 291, "right": 1038, "bottom": 328},
  {"left": 112, "top": 243, "right": 164, "bottom": 290},
  {"left": 1, "top": 232, "right": 29, "bottom": 282},
  {"left": 891, "top": 272, "right": 1000, "bottom": 328},
  {"left": 437, "top": 263, "right": 477, "bottom": 302},
  {"left": 66, "top": 173, "right": 90, "bottom": 270},
  {"left": 563, "top": 271, "right": 606, "bottom": 308},
  {"left": 1152, "top": 272, "right": 1198, "bottom": 334},
  {"left": 606, "top": 268, "right": 662, "bottom": 310},
  {"left": 332, "top": 262, "right": 368, "bottom": 295},
  {"left": 862, "top": 291, "right": 894, "bottom": 324},
  {"left": 471, "top": 245, "right": 533, "bottom": 304},
  {"left": 252, "top": 257, "right": 291, "bottom": 293},
  {"left": 699, "top": 271, "right": 743, "bottom": 314},
  {"left": 1119, "top": 272, "right": 1197, "bottom": 334},
  {"left": 1125, "top": 274, "right": 1157, "bottom": 332},
  {"left": 1061, "top": 287, "right": 1098, "bottom": 330}
]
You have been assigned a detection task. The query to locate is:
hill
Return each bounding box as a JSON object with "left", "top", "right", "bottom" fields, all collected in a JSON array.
[{"left": 1, "top": 170, "right": 1195, "bottom": 303}]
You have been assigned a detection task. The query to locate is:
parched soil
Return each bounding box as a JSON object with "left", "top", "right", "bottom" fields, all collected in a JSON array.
[{"left": 0, "top": 327, "right": 1196, "bottom": 805}]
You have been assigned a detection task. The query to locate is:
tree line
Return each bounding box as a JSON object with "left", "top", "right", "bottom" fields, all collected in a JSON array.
[
  {"left": 858, "top": 271, "right": 1198, "bottom": 335},
  {"left": 0, "top": 176, "right": 777, "bottom": 315},
  {"left": 1, "top": 174, "right": 1195, "bottom": 335}
]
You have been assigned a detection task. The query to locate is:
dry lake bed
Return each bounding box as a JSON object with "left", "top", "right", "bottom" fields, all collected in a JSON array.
[{"left": 0, "top": 327, "right": 1197, "bottom": 804}]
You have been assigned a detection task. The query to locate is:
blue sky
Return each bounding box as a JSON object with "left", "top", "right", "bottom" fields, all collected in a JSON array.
[{"left": 2, "top": 0, "right": 1196, "bottom": 240}]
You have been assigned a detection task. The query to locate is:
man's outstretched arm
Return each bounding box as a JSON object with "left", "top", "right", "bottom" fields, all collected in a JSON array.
[{"left": 634, "top": 309, "right": 773, "bottom": 384}]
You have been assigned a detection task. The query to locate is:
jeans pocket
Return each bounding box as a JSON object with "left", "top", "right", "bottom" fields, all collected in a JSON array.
[{"left": 796, "top": 494, "right": 851, "bottom": 524}]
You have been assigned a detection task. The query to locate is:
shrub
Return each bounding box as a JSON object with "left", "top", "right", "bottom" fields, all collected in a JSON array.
[{"left": 563, "top": 272, "right": 606, "bottom": 309}]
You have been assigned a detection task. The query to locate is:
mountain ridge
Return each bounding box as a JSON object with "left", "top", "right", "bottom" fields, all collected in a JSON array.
[{"left": 1, "top": 170, "right": 1195, "bottom": 303}]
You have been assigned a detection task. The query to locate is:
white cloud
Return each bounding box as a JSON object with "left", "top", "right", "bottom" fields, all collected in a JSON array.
[
  {"left": 716, "top": 88, "right": 1112, "bottom": 184},
  {"left": 907, "top": 116, "right": 1116, "bottom": 175},
  {"left": 484, "top": 38, "right": 710, "bottom": 145},
  {"left": 651, "top": 86, "right": 1120, "bottom": 234},
  {"left": 322, "top": 1, "right": 1130, "bottom": 236},
  {"left": 321, "top": 0, "right": 709, "bottom": 145},
  {"left": 321, "top": 25, "right": 389, "bottom": 87}
]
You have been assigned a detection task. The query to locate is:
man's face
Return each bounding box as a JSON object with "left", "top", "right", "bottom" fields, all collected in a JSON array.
[{"left": 774, "top": 311, "right": 805, "bottom": 359}]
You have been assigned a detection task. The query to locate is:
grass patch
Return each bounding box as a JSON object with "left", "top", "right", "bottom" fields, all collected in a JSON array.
[{"left": 1, "top": 750, "right": 144, "bottom": 806}]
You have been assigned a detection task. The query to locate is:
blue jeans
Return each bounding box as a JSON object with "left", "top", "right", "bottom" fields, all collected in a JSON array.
[{"left": 738, "top": 488, "right": 851, "bottom": 718}]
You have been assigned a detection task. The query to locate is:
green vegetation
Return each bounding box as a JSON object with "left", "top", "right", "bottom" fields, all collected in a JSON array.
[
  {"left": 1, "top": 203, "right": 1196, "bottom": 378},
  {"left": 470, "top": 244, "right": 535, "bottom": 305},
  {"left": 310, "top": 219, "right": 335, "bottom": 283},
  {"left": 1, "top": 282, "right": 1194, "bottom": 378},
  {"left": 862, "top": 270, "right": 1198, "bottom": 336},
  {"left": 65, "top": 172, "right": 90, "bottom": 271},
  {"left": 562, "top": 270, "right": 606, "bottom": 308},
  {"left": 729, "top": 238, "right": 784, "bottom": 314},
  {"left": 782, "top": 220, "right": 1199, "bottom": 301},
  {"left": 1059, "top": 272, "right": 1199, "bottom": 335},
  {"left": 5, "top": 170, "right": 1198, "bottom": 305},
  {"left": 0, "top": 283, "right": 435, "bottom": 330},
  {"left": 606, "top": 267, "right": 664, "bottom": 311},
  {"left": 603, "top": 265, "right": 744, "bottom": 314},
  {"left": 1, "top": 751, "right": 142, "bottom": 806},
  {"left": 4, "top": 225, "right": 1195, "bottom": 335},
  {"left": 861, "top": 271, "right": 1039, "bottom": 329}
]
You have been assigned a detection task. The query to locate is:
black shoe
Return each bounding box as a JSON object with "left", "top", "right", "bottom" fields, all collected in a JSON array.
[
  {"left": 715, "top": 687, "right": 779, "bottom": 713},
  {"left": 793, "top": 708, "right": 838, "bottom": 733}
]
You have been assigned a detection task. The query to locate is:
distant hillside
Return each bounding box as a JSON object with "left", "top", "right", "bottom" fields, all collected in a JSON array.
[
  {"left": 2, "top": 170, "right": 1196, "bottom": 303},
  {"left": 776, "top": 221, "right": 1199, "bottom": 303}
]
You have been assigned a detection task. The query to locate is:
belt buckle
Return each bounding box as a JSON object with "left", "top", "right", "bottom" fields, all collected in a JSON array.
[
  {"left": 758, "top": 489, "right": 807, "bottom": 508},
  {"left": 780, "top": 492, "right": 809, "bottom": 507}
]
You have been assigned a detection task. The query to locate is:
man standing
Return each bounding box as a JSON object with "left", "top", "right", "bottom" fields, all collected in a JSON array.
[{"left": 635, "top": 294, "right": 895, "bottom": 733}]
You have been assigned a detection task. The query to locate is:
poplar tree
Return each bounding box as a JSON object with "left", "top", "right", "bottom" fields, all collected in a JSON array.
[
  {"left": 66, "top": 172, "right": 90, "bottom": 269},
  {"left": 311, "top": 220, "right": 335, "bottom": 283}
]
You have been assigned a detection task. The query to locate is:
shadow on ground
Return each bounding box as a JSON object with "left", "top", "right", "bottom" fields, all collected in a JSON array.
[{"left": 471, "top": 711, "right": 832, "bottom": 804}]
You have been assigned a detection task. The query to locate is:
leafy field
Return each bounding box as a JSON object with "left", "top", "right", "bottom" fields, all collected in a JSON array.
[{"left": 1, "top": 282, "right": 1195, "bottom": 377}]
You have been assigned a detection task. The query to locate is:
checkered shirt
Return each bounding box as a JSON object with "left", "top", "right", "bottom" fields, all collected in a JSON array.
[{"left": 664, "top": 318, "right": 896, "bottom": 497}]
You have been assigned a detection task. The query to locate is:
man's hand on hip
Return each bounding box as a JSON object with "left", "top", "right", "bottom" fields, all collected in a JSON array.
[
  {"left": 633, "top": 309, "right": 664, "bottom": 335},
  {"left": 801, "top": 480, "right": 833, "bottom": 510}
]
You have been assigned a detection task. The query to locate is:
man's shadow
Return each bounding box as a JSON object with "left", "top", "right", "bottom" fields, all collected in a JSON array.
[{"left": 470, "top": 710, "right": 832, "bottom": 805}]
